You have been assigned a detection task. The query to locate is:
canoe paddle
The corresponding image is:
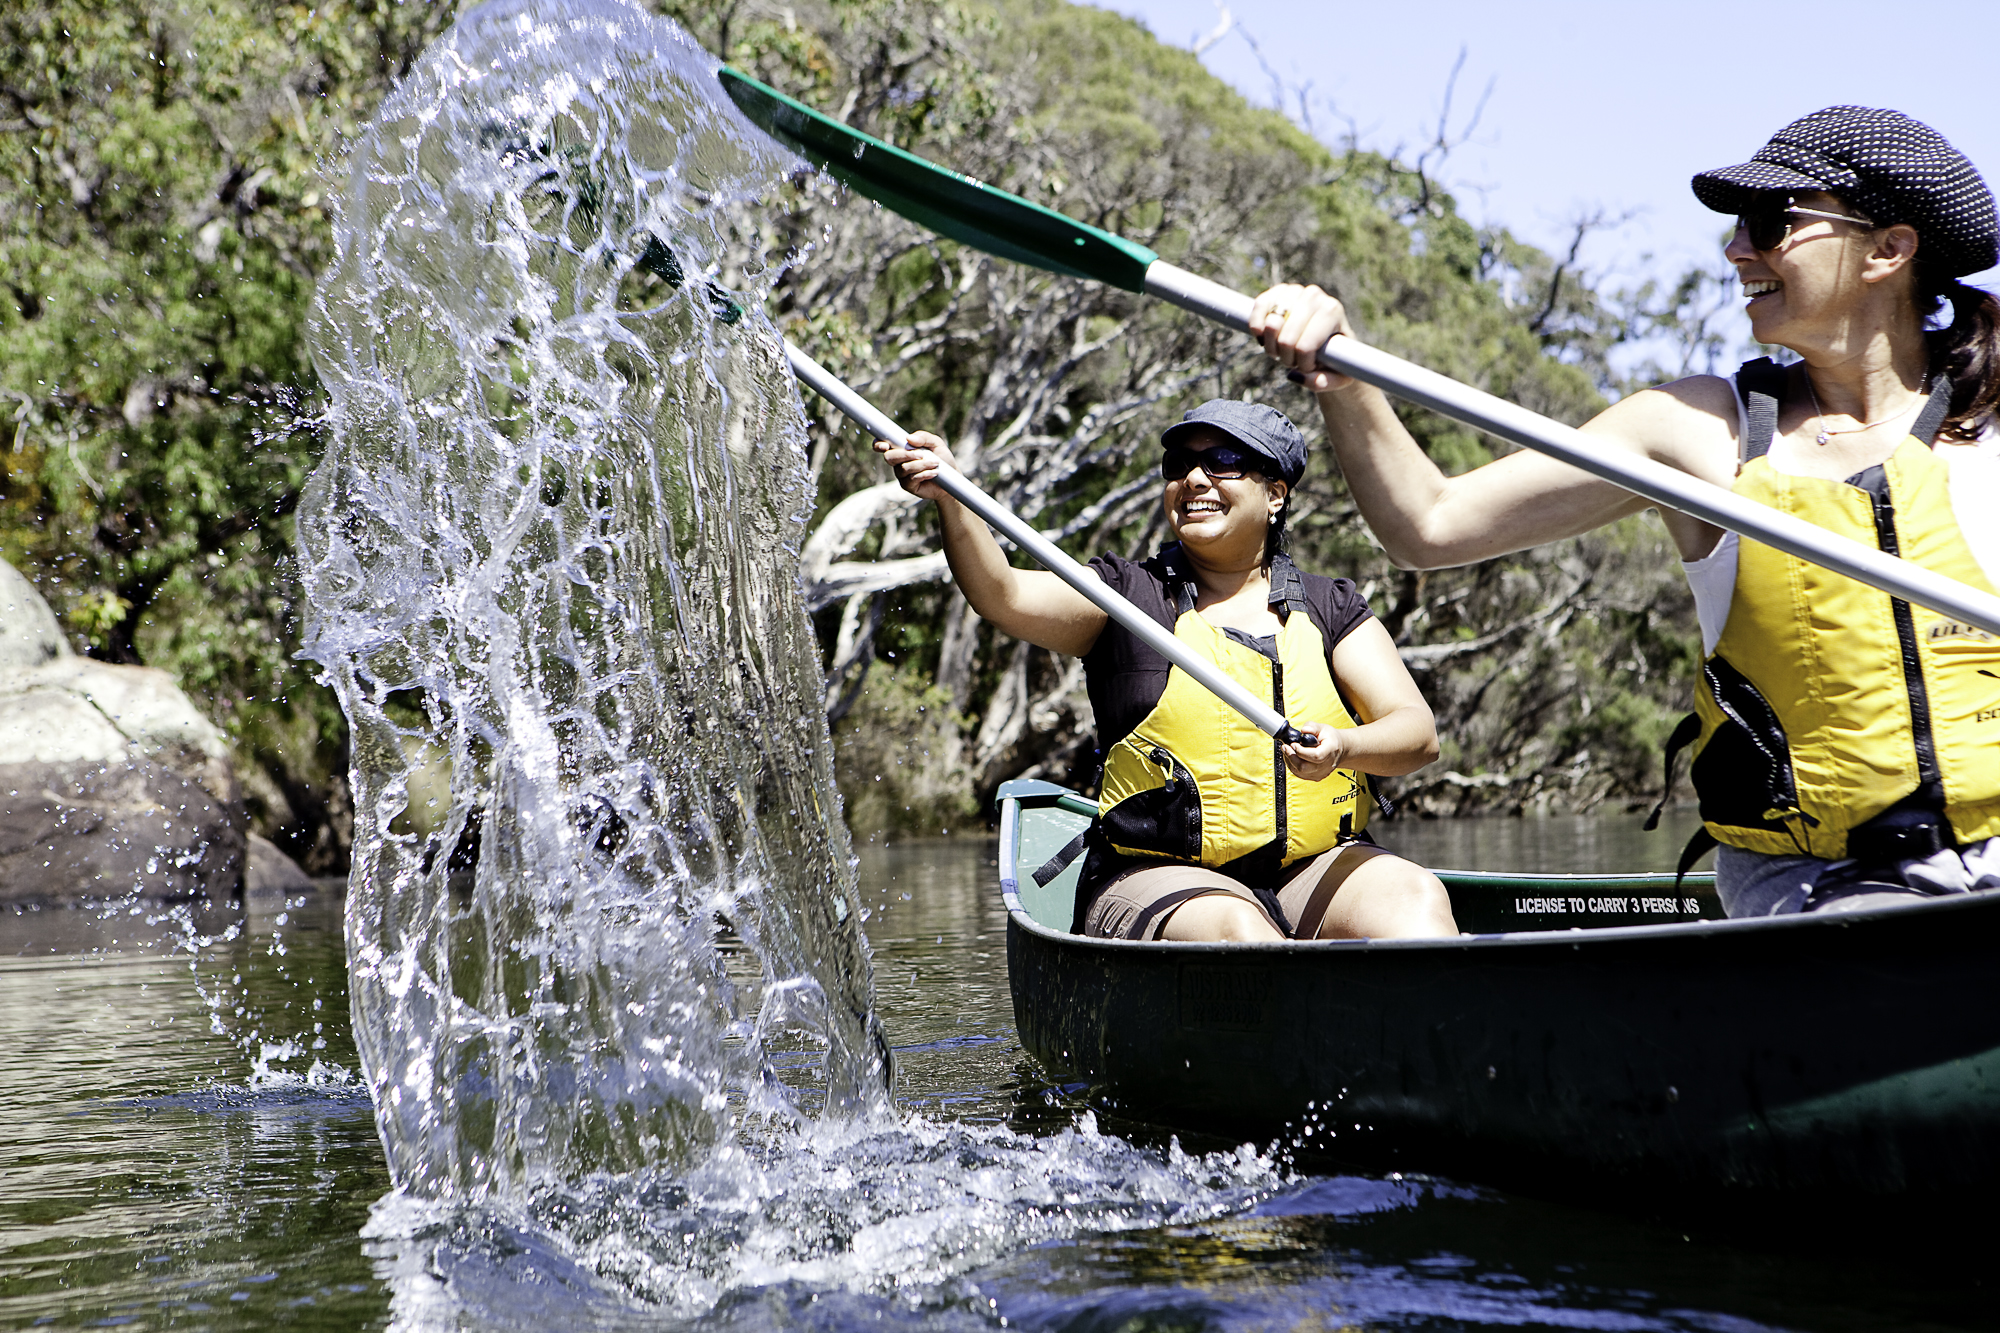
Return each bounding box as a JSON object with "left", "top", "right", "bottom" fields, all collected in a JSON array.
[
  {"left": 720, "top": 67, "right": 2000, "bottom": 639},
  {"left": 783, "top": 340, "right": 1317, "bottom": 748}
]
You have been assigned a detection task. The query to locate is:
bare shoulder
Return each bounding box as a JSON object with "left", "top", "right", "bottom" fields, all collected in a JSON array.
[{"left": 1581, "top": 373, "right": 1740, "bottom": 482}]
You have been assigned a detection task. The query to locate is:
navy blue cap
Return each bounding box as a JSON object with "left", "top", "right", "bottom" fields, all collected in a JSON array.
[{"left": 1160, "top": 399, "right": 1307, "bottom": 485}]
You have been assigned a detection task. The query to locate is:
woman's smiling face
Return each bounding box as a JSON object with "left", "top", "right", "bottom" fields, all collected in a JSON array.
[
  {"left": 1726, "top": 190, "right": 1890, "bottom": 345},
  {"left": 1162, "top": 429, "right": 1287, "bottom": 561}
]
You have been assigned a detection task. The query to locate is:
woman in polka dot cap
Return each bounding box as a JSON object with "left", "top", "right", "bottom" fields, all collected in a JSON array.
[{"left": 1252, "top": 106, "right": 2000, "bottom": 919}]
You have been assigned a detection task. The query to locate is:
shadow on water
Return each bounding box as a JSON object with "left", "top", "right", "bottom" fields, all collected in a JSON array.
[
  {"left": 1374, "top": 805, "right": 1710, "bottom": 877},
  {"left": 0, "top": 885, "right": 390, "bottom": 1330}
]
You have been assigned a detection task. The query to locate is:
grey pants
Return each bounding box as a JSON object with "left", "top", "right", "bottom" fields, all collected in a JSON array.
[{"left": 1717, "top": 836, "right": 2000, "bottom": 917}]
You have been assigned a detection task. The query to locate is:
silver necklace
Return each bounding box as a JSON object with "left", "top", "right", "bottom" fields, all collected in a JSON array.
[{"left": 1803, "top": 374, "right": 1921, "bottom": 446}]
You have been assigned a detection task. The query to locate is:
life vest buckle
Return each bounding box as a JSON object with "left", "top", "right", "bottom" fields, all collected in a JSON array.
[{"left": 1847, "top": 807, "right": 1953, "bottom": 867}]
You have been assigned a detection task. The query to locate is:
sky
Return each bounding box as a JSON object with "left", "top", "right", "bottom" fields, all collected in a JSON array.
[{"left": 1091, "top": 0, "right": 2000, "bottom": 370}]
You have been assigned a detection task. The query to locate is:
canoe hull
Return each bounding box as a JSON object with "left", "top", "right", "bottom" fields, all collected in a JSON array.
[{"left": 998, "top": 782, "right": 2000, "bottom": 1200}]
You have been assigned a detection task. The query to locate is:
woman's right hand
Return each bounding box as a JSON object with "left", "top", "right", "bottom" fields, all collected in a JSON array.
[
  {"left": 1249, "top": 284, "right": 1357, "bottom": 394},
  {"left": 875, "top": 431, "right": 958, "bottom": 504}
]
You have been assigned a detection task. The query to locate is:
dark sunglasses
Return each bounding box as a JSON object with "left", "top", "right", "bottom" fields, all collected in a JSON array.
[
  {"left": 1736, "top": 198, "right": 1876, "bottom": 252},
  {"left": 1161, "top": 442, "right": 1266, "bottom": 482}
]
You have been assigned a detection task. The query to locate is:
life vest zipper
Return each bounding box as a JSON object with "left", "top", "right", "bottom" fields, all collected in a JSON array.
[
  {"left": 1271, "top": 659, "right": 1288, "bottom": 854},
  {"left": 1865, "top": 470, "right": 1945, "bottom": 799},
  {"left": 1145, "top": 744, "right": 1202, "bottom": 855}
]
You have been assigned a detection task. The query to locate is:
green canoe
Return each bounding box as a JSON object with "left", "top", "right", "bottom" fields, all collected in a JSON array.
[{"left": 998, "top": 778, "right": 2000, "bottom": 1210}]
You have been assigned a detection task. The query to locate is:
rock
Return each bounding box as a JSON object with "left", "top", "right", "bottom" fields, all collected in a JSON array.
[
  {"left": 0, "top": 562, "right": 245, "bottom": 903},
  {"left": 1, "top": 658, "right": 240, "bottom": 803},
  {"left": 0, "top": 561, "right": 69, "bottom": 669},
  {"left": 0, "top": 757, "right": 241, "bottom": 902},
  {"left": 245, "top": 832, "right": 315, "bottom": 895}
]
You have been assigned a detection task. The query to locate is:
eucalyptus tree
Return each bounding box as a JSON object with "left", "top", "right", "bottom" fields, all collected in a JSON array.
[{"left": 725, "top": 0, "right": 1703, "bottom": 826}]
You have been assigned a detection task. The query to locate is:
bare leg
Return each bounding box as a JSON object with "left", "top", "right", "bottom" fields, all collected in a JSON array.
[
  {"left": 1305, "top": 848, "right": 1457, "bottom": 939},
  {"left": 1158, "top": 892, "right": 1288, "bottom": 942}
]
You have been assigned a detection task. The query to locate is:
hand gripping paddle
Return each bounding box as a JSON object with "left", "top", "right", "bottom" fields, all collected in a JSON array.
[{"left": 782, "top": 341, "right": 1319, "bottom": 748}]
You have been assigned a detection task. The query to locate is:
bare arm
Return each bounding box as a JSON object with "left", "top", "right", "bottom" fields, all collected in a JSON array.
[
  {"left": 875, "top": 432, "right": 1109, "bottom": 658},
  {"left": 1250, "top": 284, "right": 1740, "bottom": 566},
  {"left": 1281, "top": 618, "right": 1439, "bottom": 780}
]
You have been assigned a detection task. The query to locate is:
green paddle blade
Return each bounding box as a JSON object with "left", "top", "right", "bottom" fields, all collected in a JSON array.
[{"left": 719, "top": 67, "right": 1158, "bottom": 292}]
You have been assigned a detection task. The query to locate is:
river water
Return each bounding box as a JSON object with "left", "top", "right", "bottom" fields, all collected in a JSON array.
[{"left": 3, "top": 828, "right": 1995, "bottom": 1331}]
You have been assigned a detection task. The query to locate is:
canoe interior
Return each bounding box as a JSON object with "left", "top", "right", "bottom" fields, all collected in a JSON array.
[{"left": 997, "top": 778, "right": 1721, "bottom": 936}]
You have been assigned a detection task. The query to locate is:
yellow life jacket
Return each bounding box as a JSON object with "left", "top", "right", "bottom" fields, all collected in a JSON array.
[
  {"left": 1094, "top": 554, "right": 1371, "bottom": 878},
  {"left": 1685, "top": 360, "right": 2000, "bottom": 861}
]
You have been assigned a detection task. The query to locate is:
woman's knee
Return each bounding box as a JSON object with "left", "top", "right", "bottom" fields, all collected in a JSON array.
[
  {"left": 1318, "top": 855, "right": 1457, "bottom": 938},
  {"left": 1377, "top": 861, "right": 1457, "bottom": 935},
  {"left": 1160, "top": 892, "right": 1284, "bottom": 942}
]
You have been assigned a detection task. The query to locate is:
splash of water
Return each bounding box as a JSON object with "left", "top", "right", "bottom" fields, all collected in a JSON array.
[
  {"left": 293, "top": 3, "right": 1298, "bottom": 1319},
  {"left": 299, "top": 0, "right": 888, "bottom": 1202},
  {"left": 361, "top": 1113, "right": 1287, "bottom": 1324}
]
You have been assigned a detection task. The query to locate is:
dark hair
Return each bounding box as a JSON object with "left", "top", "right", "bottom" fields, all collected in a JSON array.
[
  {"left": 1918, "top": 269, "right": 2000, "bottom": 440},
  {"left": 1262, "top": 486, "right": 1291, "bottom": 568}
]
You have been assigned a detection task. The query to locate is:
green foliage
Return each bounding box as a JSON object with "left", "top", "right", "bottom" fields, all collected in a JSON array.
[
  {"left": 2, "top": 0, "right": 1727, "bottom": 871},
  {"left": 755, "top": 0, "right": 1713, "bottom": 821},
  {"left": 833, "top": 663, "right": 977, "bottom": 840},
  {"left": 0, "top": 0, "right": 453, "bottom": 868}
]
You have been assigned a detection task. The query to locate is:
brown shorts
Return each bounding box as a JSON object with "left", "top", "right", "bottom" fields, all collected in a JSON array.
[{"left": 1082, "top": 843, "right": 1392, "bottom": 941}]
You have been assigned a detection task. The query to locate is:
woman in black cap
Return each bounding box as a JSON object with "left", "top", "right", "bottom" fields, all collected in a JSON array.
[
  {"left": 1253, "top": 105, "right": 2000, "bottom": 917},
  {"left": 875, "top": 400, "right": 1457, "bottom": 941}
]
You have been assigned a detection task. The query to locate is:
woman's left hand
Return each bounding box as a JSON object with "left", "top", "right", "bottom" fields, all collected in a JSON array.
[{"left": 1281, "top": 723, "right": 1345, "bottom": 782}]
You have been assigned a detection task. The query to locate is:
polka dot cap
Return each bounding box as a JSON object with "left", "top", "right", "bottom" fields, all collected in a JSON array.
[{"left": 1692, "top": 105, "right": 1997, "bottom": 276}]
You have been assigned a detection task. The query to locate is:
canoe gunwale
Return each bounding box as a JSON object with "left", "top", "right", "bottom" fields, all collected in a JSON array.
[
  {"left": 997, "top": 784, "right": 2000, "bottom": 951},
  {"left": 1003, "top": 884, "right": 2000, "bottom": 953}
]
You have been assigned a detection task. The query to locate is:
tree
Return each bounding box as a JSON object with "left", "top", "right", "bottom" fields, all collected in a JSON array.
[
  {"left": 3, "top": 0, "right": 1719, "bottom": 865},
  {"left": 726, "top": 0, "right": 1705, "bottom": 824},
  {"left": 0, "top": 0, "right": 452, "bottom": 869}
]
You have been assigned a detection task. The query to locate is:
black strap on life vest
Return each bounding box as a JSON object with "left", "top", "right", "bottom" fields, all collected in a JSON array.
[
  {"left": 1158, "top": 545, "right": 1314, "bottom": 620},
  {"left": 1123, "top": 884, "right": 1293, "bottom": 940},
  {"left": 1644, "top": 712, "right": 1703, "bottom": 831},
  {"left": 1674, "top": 826, "right": 1719, "bottom": 889},
  {"left": 1032, "top": 830, "right": 1089, "bottom": 887},
  {"left": 1126, "top": 887, "right": 1213, "bottom": 939},
  {"left": 1739, "top": 357, "right": 1787, "bottom": 461},
  {"left": 1738, "top": 357, "right": 1953, "bottom": 458},
  {"left": 1911, "top": 379, "right": 1953, "bottom": 444}
]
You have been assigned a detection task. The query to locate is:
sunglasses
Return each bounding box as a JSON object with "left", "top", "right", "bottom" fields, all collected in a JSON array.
[
  {"left": 1735, "top": 199, "right": 1876, "bottom": 252},
  {"left": 1161, "top": 442, "right": 1266, "bottom": 482}
]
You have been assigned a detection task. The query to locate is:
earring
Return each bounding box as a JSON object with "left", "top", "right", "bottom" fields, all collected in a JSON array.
[{"left": 1268, "top": 513, "right": 1278, "bottom": 526}]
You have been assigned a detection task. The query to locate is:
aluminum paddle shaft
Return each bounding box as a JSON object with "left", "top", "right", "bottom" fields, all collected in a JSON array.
[
  {"left": 717, "top": 67, "right": 2000, "bottom": 637},
  {"left": 1144, "top": 263, "right": 2000, "bottom": 638},
  {"left": 783, "top": 341, "right": 1312, "bottom": 745}
]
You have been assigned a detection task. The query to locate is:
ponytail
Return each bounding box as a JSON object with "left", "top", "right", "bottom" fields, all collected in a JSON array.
[{"left": 1920, "top": 272, "right": 2000, "bottom": 441}]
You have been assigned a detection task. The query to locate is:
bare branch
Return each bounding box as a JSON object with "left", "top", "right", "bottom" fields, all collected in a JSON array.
[
  {"left": 1191, "top": 2, "right": 1233, "bottom": 55},
  {"left": 809, "top": 553, "right": 950, "bottom": 611}
]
